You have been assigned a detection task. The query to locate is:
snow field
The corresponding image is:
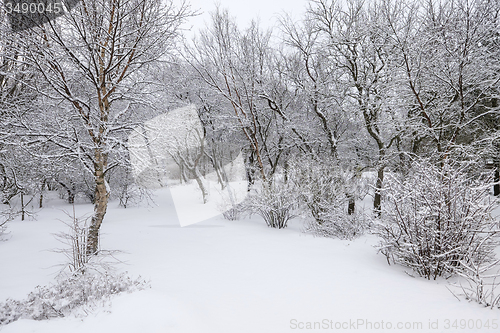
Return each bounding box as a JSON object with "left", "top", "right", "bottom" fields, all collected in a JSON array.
[{"left": 0, "top": 188, "right": 499, "bottom": 333}]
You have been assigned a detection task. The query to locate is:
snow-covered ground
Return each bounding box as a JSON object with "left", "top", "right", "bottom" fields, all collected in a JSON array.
[{"left": 1, "top": 188, "right": 499, "bottom": 333}]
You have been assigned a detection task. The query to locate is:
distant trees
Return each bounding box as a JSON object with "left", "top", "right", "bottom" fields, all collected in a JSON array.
[
  {"left": 385, "top": 0, "right": 500, "bottom": 161},
  {"left": 0, "top": 0, "right": 498, "bottom": 236},
  {"left": 303, "top": 0, "right": 500, "bottom": 213},
  {"left": 279, "top": 12, "right": 349, "bottom": 162},
  {"left": 185, "top": 8, "right": 290, "bottom": 182},
  {"left": 306, "top": 0, "right": 400, "bottom": 215},
  {"left": 178, "top": 0, "right": 500, "bottom": 224},
  {"left": 0, "top": 17, "right": 44, "bottom": 217}
]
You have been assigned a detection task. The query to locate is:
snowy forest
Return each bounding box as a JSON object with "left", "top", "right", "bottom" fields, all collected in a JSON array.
[{"left": 1, "top": 0, "right": 500, "bottom": 331}]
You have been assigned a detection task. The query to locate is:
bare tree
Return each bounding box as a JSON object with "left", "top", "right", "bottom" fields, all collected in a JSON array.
[
  {"left": 308, "top": 0, "right": 400, "bottom": 215},
  {"left": 279, "top": 13, "right": 351, "bottom": 161},
  {"left": 185, "top": 8, "right": 281, "bottom": 182},
  {"left": 383, "top": 0, "right": 500, "bottom": 163},
  {"left": 167, "top": 127, "right": 209, "bottom": 204},
  {"left": 17, "top": 0, "right": 191, "bottom": 254}
]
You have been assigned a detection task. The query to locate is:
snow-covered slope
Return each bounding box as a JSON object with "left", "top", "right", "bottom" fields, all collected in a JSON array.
[{"left": 0, "top": 189, "right": 498, "bottom": 333}]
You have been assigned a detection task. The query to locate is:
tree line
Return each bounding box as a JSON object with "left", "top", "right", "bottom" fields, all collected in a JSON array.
[{"left": 1, "top": 0, "right": 499, "bottom": 254}]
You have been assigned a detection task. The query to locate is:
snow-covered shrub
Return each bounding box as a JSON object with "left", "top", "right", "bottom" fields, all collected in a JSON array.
[
  {"left": 449, "top": 259, "right": 500, "bottom": 309},
  {"left": 247, "top": 179, "right": 298, "bottom": 229},
  {"left": 375, "top": 159, "right": 500, "bottom": 280},
  {"left": 53, "top": 207, "right": 122, "bottom": 274},
  {"left": 0, "top": 221, "right": 7, "bottom": 241},
  {"left": 218, "top": 182, "right": 249, "bottom": 221},
  {"left": 0, "top": 206, "right": 150, "bottom": 327},
  {"left": 56, "top": 169, "right": 95, "bottom": 204},
  {"left": 303, "top": 212, "right": 367, "bottom": 240},
  {"left": 116, "top": 182, "right": 154, "bottom": 208},
  {"left": 0, "top": 271, "right": 150, "bottom": 326},
  {"left": 53, "top": 208, "right": 93, "bottom": 273},
  {"left": 108, "top": 166, "right": 154, "bottom": 208},
  {"left": 291, "top": 161, "right": 367, "bottom": 240},
  {"left": 222, "top": 203, "right": 246, "bottom": 221},
  {"left": 0, "top": 215, "right": 9, "bottom": 241},
  {"left": 0, "top": 206, "right": 18, "bottom": 241},
  {"left": 448, "top": 229, "right": 500, "bottom": 308}
]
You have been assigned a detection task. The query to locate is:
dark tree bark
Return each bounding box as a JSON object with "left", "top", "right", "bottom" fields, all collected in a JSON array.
[
  {"left": 494, "top": 166, "right": 500, "bottom": 196},
  {"left": 373, "top": 166, "right": 385, "bottom": 216},
  {"left": 347, "top": 195, "right": 355, "bottom": 215}
]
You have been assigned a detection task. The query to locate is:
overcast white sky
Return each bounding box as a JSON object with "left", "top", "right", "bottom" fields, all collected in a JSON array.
[{"left": 184, "top": 0, "right": 308, "bottom": 34}]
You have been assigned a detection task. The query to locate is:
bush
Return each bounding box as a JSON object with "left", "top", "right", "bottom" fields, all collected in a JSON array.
[
  {"left": 291, "top": 161, "right": 367, "bottom": 240},
  {"left": 247, "top": 179, "right": 298, "bottom": 229},
  {"left": 375, "top": 159, "right": 500, "bottom": 280},
  {"left": 303, "top": 213, "right": 367, "bottom": 240},
  {"left": 0, "top": 206, "right": 150, "bottom": 327},
  {"left": 0, "top": 220, "right": 7, "bottom": 241},
  {"left": 222, "top": 203, "right": 246, "bottom": 221},
  {"left": 449, "top": 259, "right": 500, "bottom": 308},
  {"left": 0, "top": 207, "right": 17, "bottom": 241},
  {"left": 114, "top": 172, "right": 154, "bottom": 208},
  {"left": 0, "top": 271, "right": 150, "bottom": 326},
  {"left": 217, "top": 184, "right": 248, "bottom": 221},
  {"left": 0, "top": 224, "right": 5, "bottom": 236},
  {"left": 53, "top": 208, "right": 92, "bottom": 273},
  {"left": 53, "top": 206, "right": 122, "bottom": 274}
]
